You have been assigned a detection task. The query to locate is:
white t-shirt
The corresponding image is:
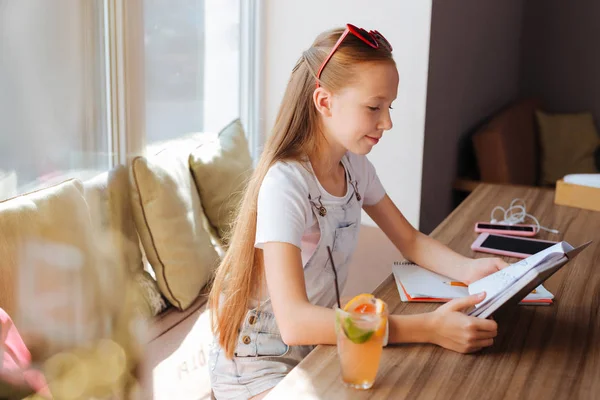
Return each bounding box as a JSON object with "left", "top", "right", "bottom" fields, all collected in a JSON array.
[{"left": 255, "top": 152, "right": 386, "bottom": 266}]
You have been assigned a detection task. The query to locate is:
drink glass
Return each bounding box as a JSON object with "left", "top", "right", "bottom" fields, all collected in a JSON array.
[{"left": 335, "top": 302, "right": 388, "bottom": 390}]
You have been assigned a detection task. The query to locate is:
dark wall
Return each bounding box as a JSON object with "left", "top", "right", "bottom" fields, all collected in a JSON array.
[
  {"left": 520, "top": 0, "right": 600, "bottom": 122},
  {"left": 420, "top": 0, "right": 524, "bottom": 234}
]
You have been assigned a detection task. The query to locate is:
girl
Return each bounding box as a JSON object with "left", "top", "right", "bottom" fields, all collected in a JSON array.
[{"left": 208, "top": 24, "right": 507, "bottom": 400}]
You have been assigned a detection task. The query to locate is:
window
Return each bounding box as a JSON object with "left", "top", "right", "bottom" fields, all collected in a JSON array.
[
  {"left": 143, "top": 0, "right": 241, "bottom": 145},
  {"left": 0, "top": 0, "right": 255, "bottom": 201},
  {"left": 0, "top": 1, "right": 110, "bottom": 200}
]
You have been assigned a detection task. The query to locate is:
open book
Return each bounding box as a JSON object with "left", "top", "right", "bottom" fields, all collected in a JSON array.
[
  {"left": 392, "top": 263, "right": 553, "bottom": 306},
  {"left": 392, "top": 240, "right": 591, "bottom": 316},
  {"left": 467, "top": 240, "right": 591, "bottom": 318}
]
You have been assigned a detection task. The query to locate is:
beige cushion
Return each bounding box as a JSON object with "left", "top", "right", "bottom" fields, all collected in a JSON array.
[
  {"left": 135, "top": 270, "right": 168, "bottom": 317},
  {"left": 148, "top": 133, "right": 225, "bottom": 253},
  {"left": 83, "top": 168, "right": 167, "bottom": 318},
  {"left": 83, "top": 165, "right": 143, "bottom": 274},
  {"left": 189, "top": 119, "right": 253, "bottom": 242},
  {"left": 130, "top": 148, "right": 219, "bottom": 311},
  {"left": 536, "top": 110, "right": 600, "bottom": 185},
  {"left": 0, "top": 178, "right": 144, "bottom": 375},
  {"left": 0, "top": 179, "right": 96, "bottom": 324}
]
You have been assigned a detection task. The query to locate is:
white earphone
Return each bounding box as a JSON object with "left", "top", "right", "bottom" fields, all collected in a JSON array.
[{"left": 490, "top": 198, "right": 560, "bottom": 235}]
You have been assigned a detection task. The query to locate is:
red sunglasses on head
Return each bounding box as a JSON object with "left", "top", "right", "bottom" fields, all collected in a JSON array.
[{"left": 316, "top": 23, "right": 393, "bottom": 88}]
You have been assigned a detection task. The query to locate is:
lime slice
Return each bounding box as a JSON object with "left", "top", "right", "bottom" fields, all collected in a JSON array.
[{"left": 342, "top": 316, "right": 374, "bottom": 344}]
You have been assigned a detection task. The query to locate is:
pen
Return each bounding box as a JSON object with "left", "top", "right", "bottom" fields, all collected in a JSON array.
[{"left": 443, "top": 281, "right": 468, "bottom": 287}]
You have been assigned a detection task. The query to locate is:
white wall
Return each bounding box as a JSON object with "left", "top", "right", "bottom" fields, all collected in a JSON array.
[{"left": 261, "top": 0, "right": 432, "bottom": 229}]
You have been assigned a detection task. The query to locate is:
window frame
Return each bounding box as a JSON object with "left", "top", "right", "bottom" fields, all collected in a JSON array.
[
  {"left": 104, "top": 0, "right": 262, "bottom": 166},
  {"left": 240, "top": 0, "right": 265, "bottom": 163},
  {"left": 104, "top": 0, "right": 145, "bottom": 167}
]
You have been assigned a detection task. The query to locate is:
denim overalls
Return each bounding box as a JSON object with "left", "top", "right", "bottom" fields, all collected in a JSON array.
[{"left": 209, "top": 155, "right": 363, "bottom": 400}]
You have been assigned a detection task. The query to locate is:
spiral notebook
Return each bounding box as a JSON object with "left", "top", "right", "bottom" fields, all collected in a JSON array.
[{"left": 392, "top": 261, "right": 554, "bottom": 305}]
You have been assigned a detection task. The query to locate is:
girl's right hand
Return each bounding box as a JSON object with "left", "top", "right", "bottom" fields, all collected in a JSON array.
[{"left": 428, "top": 292, "right": 498, "bottom": 354}]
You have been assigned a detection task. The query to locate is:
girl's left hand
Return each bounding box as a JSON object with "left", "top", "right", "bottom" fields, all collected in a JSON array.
[{"left": 462, "top": 257, "right": 509, "bottom": 285}]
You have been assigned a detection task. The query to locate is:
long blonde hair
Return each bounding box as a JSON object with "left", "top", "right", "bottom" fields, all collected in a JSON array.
[{"left": 209, "top": 27, "right": 394, "bottom": 359}]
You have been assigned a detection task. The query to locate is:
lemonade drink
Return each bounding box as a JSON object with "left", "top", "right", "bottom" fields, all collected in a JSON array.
[{"left": 335, "top": 294, "right": 388, "bottom": 389}]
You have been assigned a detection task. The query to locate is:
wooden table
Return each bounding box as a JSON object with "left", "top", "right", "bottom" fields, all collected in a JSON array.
[{"left": 268, "top": 184, "right": 600, "bottom": 399}]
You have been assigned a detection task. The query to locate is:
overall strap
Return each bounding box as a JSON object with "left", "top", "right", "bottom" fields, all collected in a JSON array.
[
  {"left": 296, "top": 160, "right": 328, "bottom": 218},
  {"left": 341, "top": 154, "right": 361, "bottom": 202}
]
